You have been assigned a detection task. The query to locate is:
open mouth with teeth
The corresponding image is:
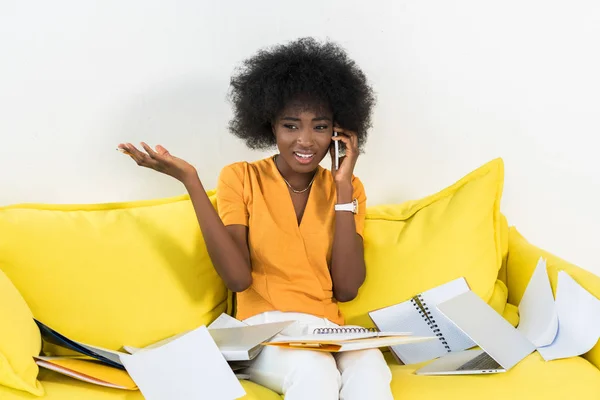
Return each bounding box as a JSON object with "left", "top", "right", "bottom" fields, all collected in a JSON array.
[{"left": 293, "top": 152, "right": 316, "bottom": 164}]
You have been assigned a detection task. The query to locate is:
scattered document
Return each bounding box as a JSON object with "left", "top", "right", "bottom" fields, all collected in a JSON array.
[
  {"left": 119, "top": 325, "right": 245, "bottom": 400},
  {"left": 517, "top": 258, "right": 559, "bottom": 347},
  {"left": 536, "top": 271, "right": 600, "bottom": 361}
]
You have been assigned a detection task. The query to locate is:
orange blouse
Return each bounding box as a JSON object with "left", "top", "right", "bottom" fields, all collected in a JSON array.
[{"left": 216, "top": 156, "right": 367, "bottom": 325}]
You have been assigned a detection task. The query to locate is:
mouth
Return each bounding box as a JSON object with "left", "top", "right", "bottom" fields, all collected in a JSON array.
[{"left": 293, "top": 151, "right": 316, "bottom": 165}]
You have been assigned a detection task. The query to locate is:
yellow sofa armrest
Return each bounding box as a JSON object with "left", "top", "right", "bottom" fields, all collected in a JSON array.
[{"left": 506, "top": 226, "right": 600, "bottom": 370}]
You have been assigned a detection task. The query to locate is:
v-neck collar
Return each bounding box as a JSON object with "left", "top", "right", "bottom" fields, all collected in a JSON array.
[{"left": 270, "top": 155, "right": 321, "bottom": 232}]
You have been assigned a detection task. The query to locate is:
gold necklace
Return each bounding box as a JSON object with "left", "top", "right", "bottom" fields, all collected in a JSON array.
[{"left": 274, "top": 155, "right": 317, "bottom": 194}]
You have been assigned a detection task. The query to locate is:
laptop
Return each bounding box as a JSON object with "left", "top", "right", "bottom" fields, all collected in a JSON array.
[{"left": 415, "top": 291, "right": 536, "bottom": 375}]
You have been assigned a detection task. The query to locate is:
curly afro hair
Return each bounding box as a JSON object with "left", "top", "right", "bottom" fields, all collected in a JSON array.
[{"left": 227, "top": 37, "right": 376, "bottom": 151}]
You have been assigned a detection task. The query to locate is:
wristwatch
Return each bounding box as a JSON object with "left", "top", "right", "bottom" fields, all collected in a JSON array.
[{"left": 335, "top": 198, "right": 358, "bottom": 214}]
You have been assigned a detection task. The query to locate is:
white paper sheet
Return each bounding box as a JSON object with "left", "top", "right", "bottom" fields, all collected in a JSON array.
[
  {"left": 517, "top": 258, "right": 559, "bottom": 347},
  {"left": 120, "top": 326, "right": 245, "bottom": 400},
  {"left": 537, "top": 271, "right": 600, "bottom": 361},
  {"left": 208, "top": 313, "right": 248, "bottom": 329}
]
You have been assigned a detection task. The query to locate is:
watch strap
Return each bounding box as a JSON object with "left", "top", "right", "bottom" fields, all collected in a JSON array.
[{"left": 334, "top": 198, "right": 358, "bottom": 214}]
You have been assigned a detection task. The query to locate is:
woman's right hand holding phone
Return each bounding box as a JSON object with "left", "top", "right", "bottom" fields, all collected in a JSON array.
[{"left": 117, "top": 142, "right": 198, "bottom": 184}]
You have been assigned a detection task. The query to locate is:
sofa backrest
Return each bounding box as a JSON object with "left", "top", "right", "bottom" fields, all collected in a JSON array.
[{"left": 0, "top": 193, "right": 228, "bottom": 351}]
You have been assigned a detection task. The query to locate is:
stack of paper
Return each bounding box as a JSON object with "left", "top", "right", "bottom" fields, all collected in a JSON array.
[
  {"left": 34, "top": 356, "right": 137, "bottom": 390},
  {"left": 264, "top": 331, "right": 434, "bottom": 352},
  {"left": 34, "top": 320, "right": 132, "bottom": 389}
]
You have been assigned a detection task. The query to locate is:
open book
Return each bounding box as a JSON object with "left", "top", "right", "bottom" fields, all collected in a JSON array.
[
  {"left": 368, "top": 277, "right": 476, "bottom": 364},
  {"left": 263, "top": 327, "right": 434, "bottom": 352},
  {"left": 517, "top": 258, "right": 600, "bottom": 361},
  {"left": 34, "top": 320, "right": 131, "bottom": 389}
]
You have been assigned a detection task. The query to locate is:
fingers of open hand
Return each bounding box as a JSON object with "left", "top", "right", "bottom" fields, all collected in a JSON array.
[
  {"left": 155, "top": 144, "right": 170, "bottom": 156},
  {"left": 140, "top": 142, "right": 159, "bottom": 159},
  {"left": 122, "top": 143, "right": 159, "bottom": 169}
]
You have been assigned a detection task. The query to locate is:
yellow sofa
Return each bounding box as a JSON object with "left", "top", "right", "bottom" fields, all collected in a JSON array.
[{"left": 1, "top": 158, "right": 599, "bottom": 399}]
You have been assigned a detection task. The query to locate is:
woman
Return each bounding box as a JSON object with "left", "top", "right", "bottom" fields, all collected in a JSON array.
[{"left": 118, "top": 37, "right": 393, "bottom": 400}]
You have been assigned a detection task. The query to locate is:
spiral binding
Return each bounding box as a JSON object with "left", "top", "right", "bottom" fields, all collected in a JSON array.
[
  {"left": 414, "top": 294, "right": 451, "bottom": 352},
  {"left": 312, "top": 327, "right": 378, "bottom": 334}
]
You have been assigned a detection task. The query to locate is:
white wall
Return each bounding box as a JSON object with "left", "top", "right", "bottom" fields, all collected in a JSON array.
[{"left": 1, "top": 1, "right": 599, "bottom": 275}]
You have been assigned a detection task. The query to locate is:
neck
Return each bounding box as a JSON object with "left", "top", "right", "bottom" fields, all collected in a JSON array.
[{"left": 274, "top": 154, "right": 316, "bottom": 189}]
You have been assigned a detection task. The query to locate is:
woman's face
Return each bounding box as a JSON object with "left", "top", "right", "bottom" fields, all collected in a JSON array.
[{"left": 272, "top": 102, "right": 333, "bottom": 174}]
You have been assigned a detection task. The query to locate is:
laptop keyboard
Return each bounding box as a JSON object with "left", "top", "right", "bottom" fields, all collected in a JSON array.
[{"left": 456, "top": 352, "right": 502, "bottom": 371}]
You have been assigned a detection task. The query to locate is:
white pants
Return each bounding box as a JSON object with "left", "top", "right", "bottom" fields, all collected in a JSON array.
[{"left": 243, "top": 311, "right": 393, "bottom": 400}]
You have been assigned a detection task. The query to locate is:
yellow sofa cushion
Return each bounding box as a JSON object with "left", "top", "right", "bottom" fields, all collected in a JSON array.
[
  {"left": 387, "top": 351, "right": 600, "bottom": 399},
  {"left": 0, "top": 193, "right": 228, "bottom": 352},
  {"left": 0, "top": 370, "right": 281, "bottom": 400},
  {"left": 0, "top": 269, "right": 44, "bottom": 396},
  {"left": 340, "top": 158, "right": 505, "bottom": 327}
]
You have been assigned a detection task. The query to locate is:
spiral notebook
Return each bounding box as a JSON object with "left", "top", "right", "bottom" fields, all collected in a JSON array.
[
  {"left": 263, "top": 327, "right": 434, "bottom": 353},
  {"left": 368, "top": 277, "right": 476, "bottom": 364}
]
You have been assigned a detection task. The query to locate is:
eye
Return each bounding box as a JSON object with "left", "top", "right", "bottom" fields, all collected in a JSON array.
[
  {"left": 283, "top": 124, "right": 298, "bottom": 130},
  {"left": 315, "top": 125, "right": 329, "bottom": 131}
]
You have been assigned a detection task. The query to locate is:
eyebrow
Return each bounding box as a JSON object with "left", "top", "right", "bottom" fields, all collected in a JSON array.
[{"left": 281, "top": 116, "right": 332, "bottom": 122}]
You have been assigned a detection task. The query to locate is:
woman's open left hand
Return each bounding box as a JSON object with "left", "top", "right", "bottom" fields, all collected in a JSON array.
[
  {"left": 117, "top": 142, "right": 197, "bottom": 183},
  {"left": 330, "top": 128, "right": 359, "bottom": 185}
]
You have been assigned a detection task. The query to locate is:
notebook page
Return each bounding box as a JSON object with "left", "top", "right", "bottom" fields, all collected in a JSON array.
[
  {"left": 418, "top": 277, "right": 476, "bottom": 352},
  {"left": 517, "top": 258, "right": 558, "bottom": 347},
  {"left": 369, "top": 299, "right": 446, "bottom": 364},
  {"left": 267, "top": 331, "right": 414, "bottom": 343},
  {"left": 537, "top": 271, "right": 600, "bottom": 361}
]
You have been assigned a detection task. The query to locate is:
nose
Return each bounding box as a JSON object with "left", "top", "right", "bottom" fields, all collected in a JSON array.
[{"left": 296, "top": 126, "right": 315, "bottom": 146}]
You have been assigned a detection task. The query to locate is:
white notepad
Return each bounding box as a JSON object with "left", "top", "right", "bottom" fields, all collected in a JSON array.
[{"left": 368, "top": 277, "right": 476, "bottom": 364}]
